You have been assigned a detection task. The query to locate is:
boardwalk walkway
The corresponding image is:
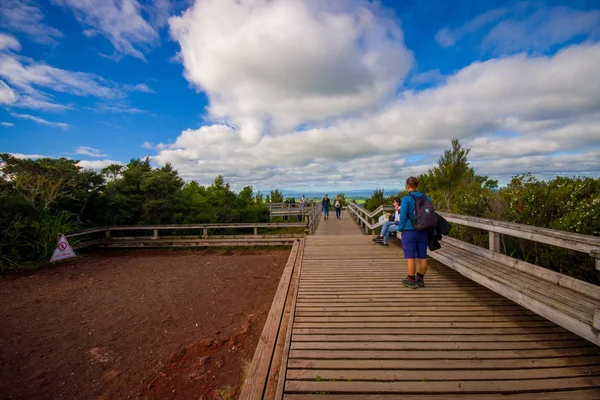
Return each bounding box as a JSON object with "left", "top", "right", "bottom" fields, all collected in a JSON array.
[{"left": 278, "top": 209, "right": 600, "bottom": 398}]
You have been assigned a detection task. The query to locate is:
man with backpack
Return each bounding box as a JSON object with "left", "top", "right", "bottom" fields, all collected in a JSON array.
[{"left": 397, "top": 176, "right": 437, "bottom": 289}]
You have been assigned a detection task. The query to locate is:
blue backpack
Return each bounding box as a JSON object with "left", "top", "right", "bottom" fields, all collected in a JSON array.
[{"left": 409, "top": 194, "right": 437, "bottom": 231}]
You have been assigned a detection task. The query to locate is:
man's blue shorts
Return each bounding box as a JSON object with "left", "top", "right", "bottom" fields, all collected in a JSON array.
[{"left": 402, "top": 230, "right": 428, "bottom": 259}]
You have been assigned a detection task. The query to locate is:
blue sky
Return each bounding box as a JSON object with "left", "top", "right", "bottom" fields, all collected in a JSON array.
[{"left": 1, "top": 0, "right": 599, "bottom": 192}]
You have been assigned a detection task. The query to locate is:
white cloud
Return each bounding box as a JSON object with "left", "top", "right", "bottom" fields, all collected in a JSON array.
[
  {"left": 0, "top": 33, "right": 21, "bottom": 52},
  {"left": 88, "top": 104, "right": 145, "bottom": 113},
  {"left": 153, "top": 42, "right": 600, "bottom": 188},
  {"left": 483, "top": 7, "right": 600, "bottom": 54},
  {"left": 410, "top": 69, "right": 445, "bottom": 86},
  {"left": 77, "top": 159, "right": 123, "bottom": 170},
  {"left": 53, "top": 0, "right": 159, "bottom": 60},
  {"left": 10, "top": 112, "right": 70, "bottom": 129},
  {"left": 435, "top": 8, "right": 509, "bottom": 48},
  {"left": 126, "top": 83, "right": 155, "bottom": 93},
  {"left": 7, "top": 152, "right": 47, "bottom": 159},
  {"left": 0, "top": 54, "right": 120, "bottom": 98},
  {"left": 0, "top": 51, "right": 149, "bottom": 111},
  {"left": 1, "top": 121, "right": 14, "bottom": 127},
  {"left": 169, "top": 0, "right": 413, "bottom": 144},
  {"left": 436, "top": 5, "right": 600, "bottom": 54},
  {"left": 0, "top": 0, "right": 63, "bottom": 44},
  {"left": 142, "top": 141, "right": 154, "bottom": 149},
  {"left": 75, "top": 146, "right": 106, "bottom": 157},
  {"left": 0, "top": 79, "right": 17, "bottom": 104}
]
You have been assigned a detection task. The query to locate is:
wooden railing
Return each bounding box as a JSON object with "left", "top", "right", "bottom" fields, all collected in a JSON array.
[
  {"left": 304, "top": 203, "right": 323, "bottom": 234},
  {"left": 346, "top": 201, "right": 394, "bottom": 234},
  {"left": 438, "top": 212, "right": 600, "bottom": 273},
  {"left": 65, "top": 222, "right": 308, "bottom": 249},
  {"left": 346, "top": 201, "right": 600, "bottom": 270},
  {"left": 268, "top": 202, "right": 314, "bottom": 219}
]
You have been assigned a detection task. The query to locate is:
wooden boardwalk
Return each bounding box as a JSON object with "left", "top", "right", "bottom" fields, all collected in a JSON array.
[{"left": 277, "top": 210, "right": 600, "bottom": 398}]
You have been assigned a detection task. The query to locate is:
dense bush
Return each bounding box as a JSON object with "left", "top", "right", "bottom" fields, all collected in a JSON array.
[
  {"left": 0, "top": 154, "right": 272, "bottom": 272},
  {"left": 361, "top": 140, "right": 600, "bottom": 284}
]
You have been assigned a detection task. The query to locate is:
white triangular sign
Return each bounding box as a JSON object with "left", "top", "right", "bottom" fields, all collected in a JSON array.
[{"left": 50, "top": 234, "right": 76, "bottom": 262}]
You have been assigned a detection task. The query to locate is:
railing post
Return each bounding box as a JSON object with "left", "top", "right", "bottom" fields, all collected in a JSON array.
[
  {"left": 203, "top": 227, "right": 208, "bottom": 239},
  {"left": 254, "top": 227, "right": 258, "bottom": 236},
  {"left": 105, "top": 228, "right": 110, "bottom": 238},
  {"left": 591, "top": 250, "right": 600, "bottom": 271},
  {"left": 489, "top": 231, "right": 500, "bottom": 253},
  {"left": 153, "top": 229, "right": 158, "bottom": 239}
]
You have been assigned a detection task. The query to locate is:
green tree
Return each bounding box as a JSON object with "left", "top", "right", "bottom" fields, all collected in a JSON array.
[{"left": 269, "top": 188, "right": 284, "bottom": 203}]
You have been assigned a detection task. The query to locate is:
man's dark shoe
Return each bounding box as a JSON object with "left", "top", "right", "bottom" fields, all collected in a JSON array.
[
  {"left": 372, "top": 236, "right": 384, "bottom": 242},
  {"left": 416, "top": 277, "right": 425, "bottom": 287},
  {"left": 379, "top": 242, "right": 388, "bottom": 247},
  {"left": 402, "top": 277, "right": 418, "bottom": 289}
]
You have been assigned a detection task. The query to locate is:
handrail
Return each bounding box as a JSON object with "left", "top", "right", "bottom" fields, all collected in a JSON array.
[
  {"left": 64, "top": 219, "right": 322, "bottom": 249},
  {"left": 346, "top": 201, "right": 394, "bottom": 232},
  {"left": 438, "top": 212, "right": 600, "bottom": 255},
  {"left": 107, "top": 222, "right": 305, "bottom": 230},
  {"left": 305, "top": 203, "right": 323, "bottom": 234},
  {"left": 439, "top": 212, "right": 600, "bottom": 270},
  {"left": 346, "top": 205, "right": 600, "bottom": 269}
]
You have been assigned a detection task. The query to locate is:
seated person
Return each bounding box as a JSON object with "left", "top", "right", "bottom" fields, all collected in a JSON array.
[{"left": 372, "top": 197, "right": 401, "bottom": 247}]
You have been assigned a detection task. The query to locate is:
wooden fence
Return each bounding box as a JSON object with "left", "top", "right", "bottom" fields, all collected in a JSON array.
[{"left": 64, "top": 218, "right": 323, "bottom": 249}]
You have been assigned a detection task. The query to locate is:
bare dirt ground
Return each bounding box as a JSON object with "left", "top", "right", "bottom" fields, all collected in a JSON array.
[{"left": 0, "top": 248, "right": 290, "bottom": 400}]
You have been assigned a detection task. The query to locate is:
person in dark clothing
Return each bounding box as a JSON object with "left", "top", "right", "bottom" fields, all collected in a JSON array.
[{"left": 321, "top": 194, "right": 331, "bottom": 220}]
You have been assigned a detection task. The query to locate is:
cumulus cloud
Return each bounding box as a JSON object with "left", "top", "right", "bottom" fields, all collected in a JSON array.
[
  {"left": 75, "top": 146, "right": 106, "bottom": 157},
  {"left": 53, "top": 0, "right": 160, "bottom": 60},
  {"left": 169, "top": 0, "right": 413, "bottom": 144},
  {"left": 10, "top": 112, "right": 70, "bottom": 129},
  {"left": 153, "top": 42, "right": 600, "bottom": 188},
  {"left": 0, "top": 0, "right": 63, "bottom": 44}
]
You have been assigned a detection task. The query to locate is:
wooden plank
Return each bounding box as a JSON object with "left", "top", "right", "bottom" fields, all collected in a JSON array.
[
  {"left": 293, "top": 315, "right": 545, "bottom": 323},
  {"left": 292, "top": 326, "right": 569, "bottom": 335},
  {"left": 286, "top": 365, "right": 600, "bottom": 381},
  {"left": 445, "top": 245, "right": 597, "bottom": 317},
  {"left": 292, "top": 333, "right": 575, "bottom": 342},
  {"left": 287, "top": 356, "right": 600, "bottom": 370},
  {"left": 287, "top": 347, "right": 600, "bottom": 359},
  {"left": 284, "top": 377, "right": 600, "bottom": 394},
  {"left": 285, "top": 390, "right": 600, "bottom": 400},
  {"left": 263, "top": 240, "right": 303, "bottom": 399},
  {"left": 430, "top": 245, "right": 600, "bottom": 345},
  {"left": 290, "top": 340, "right": 588, "bottom": 351},
  {"left": 442, "top": 235, "right": 600, "bottom": 301},
  {"left": 294, "top": 310, "right": 535, "bottom": 317},
  {"left": 238, "top": 239, "right": 301, "bottom": 399}
]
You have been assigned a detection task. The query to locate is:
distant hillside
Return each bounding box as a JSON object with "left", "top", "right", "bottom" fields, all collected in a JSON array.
[{"left": 280, "top": 189, "right": 402, "bottom": 200}]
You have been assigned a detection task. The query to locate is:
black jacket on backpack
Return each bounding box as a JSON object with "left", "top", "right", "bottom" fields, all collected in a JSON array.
[{"left": 428, "top": 214, "right": 452, "bottom": 251}]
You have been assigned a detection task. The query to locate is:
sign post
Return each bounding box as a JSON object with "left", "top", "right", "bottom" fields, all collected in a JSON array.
[{"left": 50, "top": 234, "right": 76, "bottom": 262}]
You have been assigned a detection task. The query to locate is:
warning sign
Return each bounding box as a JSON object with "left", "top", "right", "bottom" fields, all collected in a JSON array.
[{"left": 50, "top": 234, "right": 76, "bottom": 262}]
